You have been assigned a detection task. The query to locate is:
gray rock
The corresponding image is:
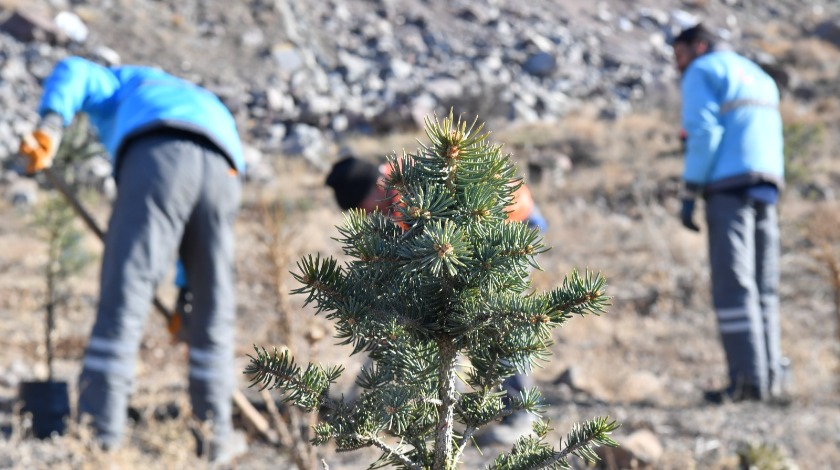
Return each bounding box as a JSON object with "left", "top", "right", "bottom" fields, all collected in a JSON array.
[
  {"left": 394, "top": 24, "right": 428, "bottom": 54},
  {"left": 0, "top": 8, "right": 65, "bottom": 44},
  {"left": 304, "top": 94, "right": 340, "bottom": 117},
  {"left": 54, "top": 11, "right": 88, "bottom": 43},
  {"left": 669, "top": 9, "right": 699, "bottom": 31},
  {"left": 522, "top": 51, "right": 557, "bottom": 77},
  {"left": 99, "top": 177, "right": 116, "bottom": 200},
  {"left": 76, "top": 155, "right": 115, "bottom": 199},
  {"left": 270, "top": 44, "right": 304, "bottom": 73},
  {"left": 242, "top": 142, "right": 263, "bottom": 167},
  {"left": 602, "top": 34, "right": 653, "bottom": 69},
  {"left": 337, "top": 50, "right": 373, "bottom": 84},
  {"left": 617, "top": 370, "right": 665, "bottom": 405},
  {"left": 527, "top": 153, "right": 572, "bottom": 188},
  {"left": 477, "top": 54, "right": 503, "bottom": 74},
  {"left": 1, "top": 169, "right": 19, "bottom": 185},
  {"left": 426, "top": 77, "right": 463, "bottom": 102},
  {"left": 13, "top": 112, "right": 40, "bottom": 135},
  {"left": 793, "top": 83, "right": 819, "bottom": 101},
  {"left": 9, "top": 177, "right": 38, "bottom": 209},
  {"left": 756, "top": 57, "right": 798, "bottom": 92},
  {"left": 455, "top": 4, "right": 499, "bottom": 25},
  {"left": 553, "top": 366, "right": 582, "bottom": 388},
  {"left": 814, "top": 17, "right": 840, "bottom": 47},
  {"left": 265, "top": 87, "right": 292, "bottom": 113},
  {"left": 288, "top": 69, "right": 314, "bottom": 100},
  {"left": 239, "top": 28, "right": 265, "bottom": 48},
  {"left": 0, "top": 121, "right": 15, "bottom": 158},
  {"left": 330, "top": 113, "right": 349, "bottom": 133},
  {"left": 92, "top": 45, "right": 121, "bottom": 66},
  {"left": 599, "top": 99, "right": 633, "bottom": 120},
  {"left": 26, "top": 50, "right": 57, "bottom": 80},
  {"left": 509, "top": 99, "right": 539, "bottom": 123},
  {"left": 637, "top": 7, "right": 669, "bottom": 28},
  {"left": 409, "top": 93, "right": 437, "bottom": 128},
  {"left": 597, "top": 6, "right": 613, "bottom": 23},
  {"left": 0, "top": 359, "right": 29, "bottom": 388},
  {"left": 388, "top": 58, "right": 414, "bottom": 80},
  {"left": 2, "top": 57, "right": 29, "bottom": 82},
  {"left": 598, "top": 429, "right": 664, "bottom": 467},
  {"left": 473, "top": 412, "right": 537, "bottom": 447},
  {"left": 78, "top": 155, "right": 112, "bottom": 181},
  {"left": 364, "top": 74, "right": 385, "bottom": 92},
  {"left": 242, "top": 143, "right": 274, "bottom": 184},
  {"left": 253, "top": 122, "right": 288, "bottom": 151},
  {"left": 535, "top": 88, "right": 571, "bottom": 118},
  {"left": 521, "top": 32, "right": 554, "bottom": 53},
  {"left": 282, "top": 124, "right": 329, "bottom": 170}
]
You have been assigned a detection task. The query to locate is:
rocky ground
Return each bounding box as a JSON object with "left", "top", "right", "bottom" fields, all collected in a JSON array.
[{"left": 1, "top": 0, "right": 840, "bottom": 469}]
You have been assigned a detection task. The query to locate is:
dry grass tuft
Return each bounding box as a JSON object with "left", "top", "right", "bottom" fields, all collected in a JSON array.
[
  {"left": 0, "top": 407, "right": 208, "bottom": 469},
  {"left": 803, "top": 202, "right": 840, "bottom": 340}
]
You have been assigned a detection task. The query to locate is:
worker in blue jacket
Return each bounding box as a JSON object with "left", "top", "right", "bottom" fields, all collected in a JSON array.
[
  {"left": 673, "top": 25, "right": 785, "bottom": 403},
  {"left": 19, "top": 56, "right": 245, "bottom": 463}
]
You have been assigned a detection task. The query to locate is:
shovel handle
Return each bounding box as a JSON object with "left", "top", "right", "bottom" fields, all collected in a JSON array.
[{"left": 43, "top": 168, "right": 106, "bottom": 241}]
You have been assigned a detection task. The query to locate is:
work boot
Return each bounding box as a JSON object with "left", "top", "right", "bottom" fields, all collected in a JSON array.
[
  {"left": 209, "top": 430, "right": 248, "bottom": 468},
  {"left": 192, "top": 425, "right": 248, "bottom": 467},
  {"left": 702, "top": 383, "right": 762, "bottom": 404},
  {"left": 770, "top": 356, "right": 792, "bottom": 399}
]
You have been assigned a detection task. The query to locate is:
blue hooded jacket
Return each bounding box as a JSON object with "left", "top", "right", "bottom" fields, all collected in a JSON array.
[
  {"left": 681, "top": 50, "right": 784, "bottom": 193},
  {"left": 38, "top": 56, "right": 244, "bottom": 173}
]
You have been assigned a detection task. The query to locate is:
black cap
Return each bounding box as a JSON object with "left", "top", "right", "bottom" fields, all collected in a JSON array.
[
  {"left": 672, "top": 23, "right": 717, "bottom": 47},
  {"left": 325, "top": 156, "right": 380, "bottom": 210}
]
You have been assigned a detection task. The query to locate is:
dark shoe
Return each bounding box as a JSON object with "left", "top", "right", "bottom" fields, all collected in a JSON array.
[
  {"left": 703, "top": 384, "right": 762, "bottom": 404},
  {"left": 766, "top": 393, "right": 793, "bottom": 408},
  {"left": 191, "top": 425, "right": 248, "bottom": 467}
]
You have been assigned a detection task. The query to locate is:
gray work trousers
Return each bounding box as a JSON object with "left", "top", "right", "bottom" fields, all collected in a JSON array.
[
  {"left": 77, "top": 130, "right": 241, "bottom": 449},
  {"left": 705, "top": 192, "right": 781, "bottom": 398}
]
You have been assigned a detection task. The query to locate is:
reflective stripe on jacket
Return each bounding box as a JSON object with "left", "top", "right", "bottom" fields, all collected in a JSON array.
[{"left": 681, "top": 50, "right": 784, "bottom": 192}]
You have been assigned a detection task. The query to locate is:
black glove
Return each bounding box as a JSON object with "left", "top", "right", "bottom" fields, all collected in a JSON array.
[{"left": 680, "top": 199, "right": 700, "bottom": 232}]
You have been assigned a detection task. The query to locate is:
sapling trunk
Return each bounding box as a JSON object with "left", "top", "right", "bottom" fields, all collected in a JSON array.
[
  {"left": 45, "top": 288, "right": 55, "bottom": 381},
  {"left": 433, "top": 336, "right": 458, "bottom": 469},
  {"left": 43, "top": 205, "right": 64, "bottom": 382}
]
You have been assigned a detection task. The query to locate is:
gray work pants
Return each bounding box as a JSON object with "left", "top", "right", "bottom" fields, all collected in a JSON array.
[
  {"left": 77, "top": 130, "right": 241, "bottom": 449},
  {"left": 705, "top": 192, "right": 781, "bottom": 398}
]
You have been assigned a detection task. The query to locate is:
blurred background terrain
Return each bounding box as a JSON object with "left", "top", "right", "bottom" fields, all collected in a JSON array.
[{"left": 1, "top": 0, "right": 840, "bottom": 468}]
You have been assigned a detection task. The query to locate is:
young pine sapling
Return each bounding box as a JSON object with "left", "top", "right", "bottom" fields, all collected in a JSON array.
[{"left": 247, "top": 112, "right": 618, "bottom": 469}]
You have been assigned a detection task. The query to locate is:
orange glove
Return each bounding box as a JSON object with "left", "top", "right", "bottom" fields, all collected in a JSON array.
[{"left": 19, "top": 129, "right": 57, "bottom": 174}]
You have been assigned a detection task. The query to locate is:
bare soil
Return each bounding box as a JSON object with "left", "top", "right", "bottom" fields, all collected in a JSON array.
[
  {"left": 2, "top": 109, "right": 840, "bottom": 469},
  {"left": 2, "top": 0, "right": 840, "bottom": 467}
]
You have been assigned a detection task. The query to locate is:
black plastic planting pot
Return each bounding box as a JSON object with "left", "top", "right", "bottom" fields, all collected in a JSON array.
[{"left": 19, "top": 380, "right": 70, "bottom": 439}]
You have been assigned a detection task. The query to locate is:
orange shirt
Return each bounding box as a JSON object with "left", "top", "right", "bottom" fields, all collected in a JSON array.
[{"left": 375, "top": 163, "right": 533, "bottom": 224}]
